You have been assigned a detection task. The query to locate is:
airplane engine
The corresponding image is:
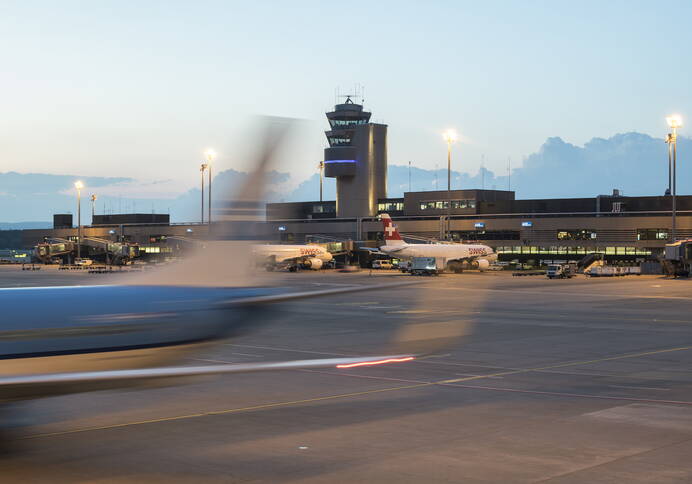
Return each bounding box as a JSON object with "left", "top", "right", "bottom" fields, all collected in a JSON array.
[
  {"left": 303, "top": 258, "right": 323, "bottom": 270},
  {"left": 476, "top": 259, "right": 490, "bottom": 271}
]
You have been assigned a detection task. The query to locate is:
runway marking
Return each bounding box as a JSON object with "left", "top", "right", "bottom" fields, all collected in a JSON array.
[
  {"left": 428, "top": 285, "right": 692, "bottom": 301},
  {"left": 21, "top": 382, "right": 432, "bottom": 441},
  {"left": 608, "top": 385, "right": 670, "bottom": 391},
  {"left": 438, "top": 345, "right": 692, "bottom": 384},
  {"left": 19, "top": 345, "right": 692, "bottom": 441},
  {"left": 230, "top": 344, "right": 692, "bottom": 382},
  {"left": 302, "top": 369, "right": 692, "bottom": 406}
]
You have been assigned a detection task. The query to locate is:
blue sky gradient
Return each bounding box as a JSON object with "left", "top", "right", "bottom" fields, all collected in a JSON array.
[{"left": 1, "top": 0, "right": 691, "bottom": 197}]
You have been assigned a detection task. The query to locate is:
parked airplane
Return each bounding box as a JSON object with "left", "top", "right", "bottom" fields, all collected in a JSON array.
[
  {"left": 376, "top": 214, "right": 497, "bottom": 272},
  {"left": 254, "top": 244, "right": 333, "bottom": 271}
]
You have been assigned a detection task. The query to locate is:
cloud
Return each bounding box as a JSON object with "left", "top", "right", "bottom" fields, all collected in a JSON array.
[{"left": 0, "top": 132, "right": 684, "bottom": 223}]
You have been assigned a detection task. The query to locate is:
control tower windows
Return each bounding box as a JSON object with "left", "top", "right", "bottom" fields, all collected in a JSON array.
[
  {"left": 327, "top": 136, "right": 352, "bottom": 146},
  {"left": 329, "top": 119, "right": 368, "bottom": 128}
]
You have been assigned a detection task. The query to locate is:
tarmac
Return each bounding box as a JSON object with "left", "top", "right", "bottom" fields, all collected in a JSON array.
[{"left": 3, "top": 265, "right": 692, "bottom": 482}]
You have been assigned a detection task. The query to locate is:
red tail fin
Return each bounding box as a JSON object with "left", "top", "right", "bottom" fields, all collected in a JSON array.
[{"left": 380, "top": 214, "right": 405, "bottom": 245}]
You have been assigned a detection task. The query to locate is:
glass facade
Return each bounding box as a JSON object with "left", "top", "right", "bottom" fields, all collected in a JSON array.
[
  {"left": 495, "top": 246, "right": 652, "bottom": 256},
  {"left": 637, "top": 228, "right": 669, "bottom": 240},
  {"left": 419, "top": 200, "right": 476, "bottom": 210},
  {"left": 377, "top": 202, "right": 404, "bottom": 212},
  {"left": 557, "top": 229, "right": 597, "bottom": 240},
  {"left": 455, "top": 230, "right": 520, "bottom": 240},
  {"left": 312, "top": 204, "right": 336, "bottom": 214}
]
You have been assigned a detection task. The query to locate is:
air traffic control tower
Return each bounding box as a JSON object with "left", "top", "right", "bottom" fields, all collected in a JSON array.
[{"left": 323, "top": 97, "right": 387, "bottom": 218}]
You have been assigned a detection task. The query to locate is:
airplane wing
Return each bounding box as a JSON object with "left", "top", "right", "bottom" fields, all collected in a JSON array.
[
  {"left": 0, "top": 355, "right": 415, "bottom": 401},
  {"left": 223, "top": 280, "right": 416, "bottom": 306}
]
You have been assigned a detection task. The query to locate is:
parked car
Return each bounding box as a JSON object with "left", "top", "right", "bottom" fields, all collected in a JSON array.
[{"left": 372, "top": 260, "right": 393, "bottom": 270}]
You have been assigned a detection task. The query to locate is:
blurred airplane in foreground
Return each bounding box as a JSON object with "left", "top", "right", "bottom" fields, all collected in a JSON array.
[{"left": 0, "top": 119, "right": 421, "bottom": 404}]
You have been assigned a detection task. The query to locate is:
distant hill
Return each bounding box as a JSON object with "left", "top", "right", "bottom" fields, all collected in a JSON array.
[
  {"left": 0, "top": 221, "right": 52, "bottom": 231},
  {"left": 0, "top": 132, "right": 686, "bottom": 223}
]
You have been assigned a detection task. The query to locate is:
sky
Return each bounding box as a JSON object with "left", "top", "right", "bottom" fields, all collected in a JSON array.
[{"left": 1, "top": 0, "right": 692, "bottom": 199}]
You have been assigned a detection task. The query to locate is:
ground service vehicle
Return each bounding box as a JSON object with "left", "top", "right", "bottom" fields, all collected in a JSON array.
[
  {"left": 663, "top": 239, "right": 692, "bottom": 277},
  {"left": 546, "top": 263, "right": 576, "bottom": 279},
  {"left": 410, "top": 257, "right": 442, "bottom": 276}
]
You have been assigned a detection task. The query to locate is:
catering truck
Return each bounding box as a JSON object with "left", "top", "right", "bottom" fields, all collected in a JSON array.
[
  {"left": 546, "top": 263, "right": 577, "bottom": 279},
  {"left": 662, "top": 239, "right": 692, "bottom": 277}
]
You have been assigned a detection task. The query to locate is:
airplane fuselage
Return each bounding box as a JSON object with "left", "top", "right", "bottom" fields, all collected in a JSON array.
[
  {"left": 379, "top": 243, "right": 497, "bottom": 262},
  {"left": 253, "top": 245, "right": 333, "bottom": 264}
]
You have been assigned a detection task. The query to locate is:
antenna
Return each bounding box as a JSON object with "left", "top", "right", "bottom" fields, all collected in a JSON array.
[
  {"left": 481, "top": 154, "right": 485, "bottom": 190},
  {"left": 408, "top": 161, "right": 412, "bottom": 192},
  {"left": 507, "top": 156, "right": 511, "bottom": 191}
]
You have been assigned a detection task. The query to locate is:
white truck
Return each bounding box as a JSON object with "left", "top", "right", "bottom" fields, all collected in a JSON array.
[
  {"left": 410, "top": 257, "right": 444, "bottom": 276},
  {"left": 546, "top": 263, "right": 576, "bottom": 279}
]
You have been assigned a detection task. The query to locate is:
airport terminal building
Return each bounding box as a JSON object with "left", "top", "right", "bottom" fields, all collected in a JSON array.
[
  {"left": 2, "top": 98, "right": 690, "bottom": 264},
  {"left": 266, "top": 99, "right": 692, "bottom": 262}
]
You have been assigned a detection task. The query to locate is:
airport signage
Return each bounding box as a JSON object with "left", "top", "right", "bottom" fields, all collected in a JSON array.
[
  {"left": 278, "top": 225, "right": 287, "bottom": 231},
  {"left": 474, "top": 222, "right": 485, "bottom": 228},
  {"left": 522, "top": 221, "right": 533, "bottom": 227}
]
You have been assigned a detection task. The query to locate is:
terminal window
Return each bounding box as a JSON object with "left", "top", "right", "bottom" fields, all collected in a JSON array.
[
  {"left": 495, "top": 246, "right": 651, "bottom": 256},
  {"left": 455, "top": 230, "right": 520, "bottom": 240},
  {"left": 377, "top": 202, "right": 404, "bottom": 212},
  {"left": 419, "top": 200, "right": 476, "bottom": 210},
  {"left": 557, "top": 229, "right": 597, "bottom": 240},
  {"left": 637, "top": 229, "right": 669, "bottom": 240},
  {"left": 312, "top": 204, "right": 336, "bottom": 214}
]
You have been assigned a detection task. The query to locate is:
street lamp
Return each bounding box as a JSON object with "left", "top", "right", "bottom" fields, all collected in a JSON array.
[
  {"left": 442, "top": 129, "right": 458, "bottom": 240},
  {"left": 90, "top": 194, "right": 97, "bottom": 222},
  {"left": 74, "top": 181, "right": 84, "bottom": 260},
  {"left": 200, "top": 163, "right": 208, "bottom": 224},
  {"left": 318, "top": 161, "right": 324, "bottom": 202},
  {"left": 204, "top": 149, "right": 216, "bottom": 225},
  {"left": 666, "top": 114, "right": 682, "bottom": 241}
]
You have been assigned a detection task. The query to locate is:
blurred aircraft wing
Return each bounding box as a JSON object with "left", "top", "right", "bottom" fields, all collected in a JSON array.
[
  {"left": 0, "top": 355, "right": 414, "bottom": 401},
  {"left": 222, "top": 280, "right": 417, "bottom": 307}
]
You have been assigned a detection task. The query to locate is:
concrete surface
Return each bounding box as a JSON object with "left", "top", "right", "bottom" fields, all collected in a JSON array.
[{"left": 2, "top": 266, "right": 692, "bottom": 483}]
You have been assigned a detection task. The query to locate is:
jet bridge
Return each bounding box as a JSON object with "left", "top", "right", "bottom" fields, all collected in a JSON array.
[
  {"left": 34, "top": 238, "right": 76, "bottom": 264},
  {"left": 82, "top": 237, "right": 140, "bottom": 265},
  {"left": 34, "top": 237, "right": 139, "bottom": 265}
]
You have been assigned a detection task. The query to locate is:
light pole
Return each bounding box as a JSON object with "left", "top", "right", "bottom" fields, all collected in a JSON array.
[
  {"left": 204, "top": 149, "right": 216, "bottom": 225},
  {"left": 443, "top": 129, "right": 458, "bottom": 240},
  {"left": 90, "top": 194, "right": 97, "bottom": 222},
  {"left": 665, "top": 134, "right": 673, "bottom": 196},
  {"left": 74, "top": 181, "right": 83, "bottom": 260},
  {"left": 318, "top": 161, "right": 324, "bottom": 202},
  {"left": 200, "top": 163, "right": 208, "bottom": 224},
  {"left": 666, "top": 115, "right": 682, "bottom": 241}
]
